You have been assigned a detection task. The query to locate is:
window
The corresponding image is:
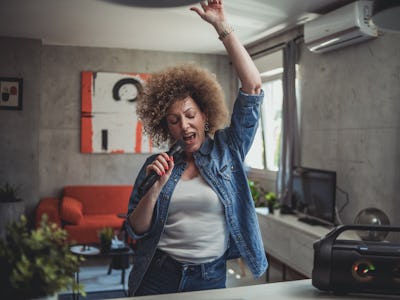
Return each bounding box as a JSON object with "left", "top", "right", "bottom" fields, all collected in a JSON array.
[
  {"left": 245, "top": 51, "right": 283, "bottom": 176},
  {"left": 246, "top": 75, "right": 283, "bottom": 172}
]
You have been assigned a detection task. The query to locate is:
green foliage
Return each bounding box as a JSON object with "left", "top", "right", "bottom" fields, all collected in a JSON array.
[
  {"left": 248, "top": 179, "right": 266, "bottom": 207},
  {"left": 0, "top": 182, "right": 22, "bottom": 203},
  {"left": 248, "top": 179, "right": 261, "bottom": 205},
  {"left": 0, "top": 214, "right": 85, "bottom": 299},
  {"left": 98, "top": 227, "right": 113, "bottom": 241},
  {"left": 98, "top": 227, "right": 114, "bottom": 253},
  {"left": 264, "top": 191, "right": 278, "bottom": 208},
  {"left": 248, "top": 179, "right": 279, "bottom": 209}
]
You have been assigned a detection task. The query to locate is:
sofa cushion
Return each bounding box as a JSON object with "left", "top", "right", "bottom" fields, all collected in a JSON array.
[
  {"left": 63, "top": 185, "right": 132, "bottom": 215},
  {"left": 35, "top": 198, "right": 62, "bottom": 228},
  {"left": 64, "top": 214, "right": 124, "bottom": 244},
  {"left": 61, "top": 196, "right": 83, "bottom": 225}
]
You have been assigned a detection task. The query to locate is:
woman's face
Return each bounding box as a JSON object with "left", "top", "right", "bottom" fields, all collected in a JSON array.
[{"left": 166, "top": 96, "right": 207, "bottom": 154}]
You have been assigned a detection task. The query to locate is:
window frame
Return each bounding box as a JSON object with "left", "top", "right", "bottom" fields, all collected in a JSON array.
[{"left": 247, "top": 72, "right": 283, "bottom": 183}]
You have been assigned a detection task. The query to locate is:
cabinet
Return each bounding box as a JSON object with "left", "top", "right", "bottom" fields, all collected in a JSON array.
[{"left": 256, "top": 209, "right": 358, "bottom": 278}]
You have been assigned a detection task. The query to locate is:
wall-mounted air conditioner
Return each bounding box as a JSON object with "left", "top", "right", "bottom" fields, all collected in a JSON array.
[{"left": 304, "top": 0, "right": 378, "bottom": 53}]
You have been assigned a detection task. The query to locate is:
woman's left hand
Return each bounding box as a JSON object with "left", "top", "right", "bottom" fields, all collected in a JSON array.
[
  {"left": 192, "top": 0, "right": 262, "bottom": 94},
  {"left": 190, "top": 0, "right": 226, "bottom": 26}
]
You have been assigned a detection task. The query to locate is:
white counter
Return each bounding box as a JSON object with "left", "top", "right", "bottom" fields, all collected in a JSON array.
[{"left": 114, "top": 280, "right": 398, "bottom": 300}]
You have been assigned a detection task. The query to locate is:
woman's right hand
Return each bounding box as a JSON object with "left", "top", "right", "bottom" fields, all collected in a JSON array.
[
  {"left": 128, "top": 153, "right": 174, "bottom": 235},
  {"left": 146, "top": 152, "right": 174, "bottom": 187}
]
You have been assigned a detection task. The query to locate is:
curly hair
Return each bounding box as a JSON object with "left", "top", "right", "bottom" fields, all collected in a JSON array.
[{"left": 136, "top": 63, "right": 229, "bottom": 147}]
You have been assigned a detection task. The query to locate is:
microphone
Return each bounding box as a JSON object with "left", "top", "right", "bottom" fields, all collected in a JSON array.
[{"left": 138, "top": 139, "right": 185, "bottom": 197}]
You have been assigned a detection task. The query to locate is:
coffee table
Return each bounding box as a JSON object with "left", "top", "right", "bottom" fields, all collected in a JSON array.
[{"left": 70, "top": 244, "right": 134, "bottom": 300}]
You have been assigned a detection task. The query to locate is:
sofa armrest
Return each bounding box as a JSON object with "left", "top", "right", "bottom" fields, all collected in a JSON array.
[{"left": 35, "top": 197, "right": 62, "bottom": 228}]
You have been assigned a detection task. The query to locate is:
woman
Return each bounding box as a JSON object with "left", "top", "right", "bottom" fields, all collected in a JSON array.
[{"left": 126, "top": 0, "right": 267, "bottom": 296}]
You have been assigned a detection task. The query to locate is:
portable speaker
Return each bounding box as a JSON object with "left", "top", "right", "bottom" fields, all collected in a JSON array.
[{"left": 312, "top": 224, "right": 400, "bottom": 295}]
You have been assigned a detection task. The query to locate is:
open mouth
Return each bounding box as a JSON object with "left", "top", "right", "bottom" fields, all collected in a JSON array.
[{"left": 183, "top": 133, "right": 195, "bottom": 143}]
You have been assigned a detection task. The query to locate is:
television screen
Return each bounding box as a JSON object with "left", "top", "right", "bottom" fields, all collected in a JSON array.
[{"left": 292, "top": 166, "right": 336, "bottom": 226}]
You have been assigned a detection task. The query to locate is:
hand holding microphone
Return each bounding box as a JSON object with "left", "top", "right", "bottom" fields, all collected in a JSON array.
[{"left": 138, "top": 139, "right": 185, "bottom": 197}]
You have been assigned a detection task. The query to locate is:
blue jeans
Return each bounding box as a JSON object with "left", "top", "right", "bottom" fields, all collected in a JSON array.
[{"left": 134, "top": 249, "right": 227, "bottom": 296}]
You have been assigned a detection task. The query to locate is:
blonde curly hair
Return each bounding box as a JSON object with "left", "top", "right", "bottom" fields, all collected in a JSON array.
[{"left": 136, "top": 63, "right": 229, "bottom": 147}]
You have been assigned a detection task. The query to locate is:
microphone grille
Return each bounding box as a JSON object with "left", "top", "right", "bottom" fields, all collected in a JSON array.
[
  {"left": 174, "top": 139, "right": 185, "bottom": 153},
  {"left": 169, "top": 139, "right": 185, "bottom": 156}
]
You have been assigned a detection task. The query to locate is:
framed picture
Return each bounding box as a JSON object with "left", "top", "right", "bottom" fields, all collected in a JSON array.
[
  {"left": 0, "top": 78, "right": 23, "bottom": 110},
  {"left": 81, "top": 71, "right": 161, "bottom": 154}
]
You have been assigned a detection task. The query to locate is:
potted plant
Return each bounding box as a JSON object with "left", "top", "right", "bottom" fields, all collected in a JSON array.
[
  {"left": 248, "top": 179, "right": 279, "bottom": 213},
  {"left": 248, "top": 179, "right": 269, "bottom": 207},
  {"left": 0, "top": 214, "right": 85, "bottom": 299},
  {"left": 0, "top": 182, "right": 24, "bottom": 239},
  {"left": 0, "top": 182, "right": 23, "bottom": 203},
  {"left": 98, "top": 227, "right": 114, "bottom": 253},
  {"left": 248, "top": 179, "right": 262, "bottom": 206},
  {"left": 264, "top": 191, "right": 278, "bottom": 214}
]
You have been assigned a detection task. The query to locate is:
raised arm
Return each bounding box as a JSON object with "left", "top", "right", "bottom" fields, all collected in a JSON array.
[{"left": 191, "top": 0, "right": 262, "bottom": 95}]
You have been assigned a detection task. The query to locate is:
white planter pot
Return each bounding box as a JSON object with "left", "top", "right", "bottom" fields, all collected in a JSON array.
[
  {"left": 0, "top": 202, "right": 25, "bottom": 239},
  {"left": 31, "top": 294, "right": 58, "bottom": 300}
]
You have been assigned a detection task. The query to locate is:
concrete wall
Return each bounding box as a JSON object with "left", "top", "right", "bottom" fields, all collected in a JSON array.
[
  {"left": 298, "top": 32, "right": 400, "bottom": 227},
  {"left": 2, "top": 32, "right": 399, "bottom": 232},
  {"left": 0, "top": 37, "right": 42, "bottom": 219},
  {"left": 0, "top": 37, "right": 235, "bottom": 219}
]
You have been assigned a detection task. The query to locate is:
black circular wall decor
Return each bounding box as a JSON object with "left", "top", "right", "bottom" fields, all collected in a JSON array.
[{"left": 112, "top": 77, "right": 143, "bottom": 103}]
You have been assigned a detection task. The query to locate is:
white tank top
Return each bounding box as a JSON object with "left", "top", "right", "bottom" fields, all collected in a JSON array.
[{"left": 158, "top": 175, "right": 228, "bottom": 264}]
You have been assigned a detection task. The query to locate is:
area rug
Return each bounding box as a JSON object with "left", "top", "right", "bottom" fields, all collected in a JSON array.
[
  {"left": 58, "top": 290, "right": 126, "bottom": 300},
  {"left": 59, "top": 256, "right": 132, "bottom": 299}
]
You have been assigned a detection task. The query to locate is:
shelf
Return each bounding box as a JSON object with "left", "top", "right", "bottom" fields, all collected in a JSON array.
[{"left": 256, "top": 210, "right": 358, "bottom": 278}]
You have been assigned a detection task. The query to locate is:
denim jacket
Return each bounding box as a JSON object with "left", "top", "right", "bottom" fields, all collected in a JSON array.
[{"left": 126, "top": 90, "right": 268, "bottom": 295}]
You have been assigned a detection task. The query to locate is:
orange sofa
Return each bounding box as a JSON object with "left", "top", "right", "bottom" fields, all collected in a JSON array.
[{"left": 35, "top": 185, "right": 133, "bottom": 244}]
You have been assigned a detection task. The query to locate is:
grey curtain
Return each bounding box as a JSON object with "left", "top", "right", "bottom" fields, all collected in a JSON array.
[{"left": 276, "top": 39, "right": 300, "bottom": 210}]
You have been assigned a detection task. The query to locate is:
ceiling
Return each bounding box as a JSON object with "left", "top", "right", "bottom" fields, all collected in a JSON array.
[{"left": 0, "top": 0, "right": 354, "bottom": 54}]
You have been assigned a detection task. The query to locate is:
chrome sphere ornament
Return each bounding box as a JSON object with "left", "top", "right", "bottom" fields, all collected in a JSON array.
[{"left": 354, "top": 207, "right": 390, "bottom": 241}]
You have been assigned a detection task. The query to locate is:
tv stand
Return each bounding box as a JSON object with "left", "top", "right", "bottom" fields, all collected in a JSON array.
[
  {"left": 297, "top": 216, "right": 332, "bottom": 227},
  {"left": 256, "top": 209, "right": 359, "bottom": 278}
]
